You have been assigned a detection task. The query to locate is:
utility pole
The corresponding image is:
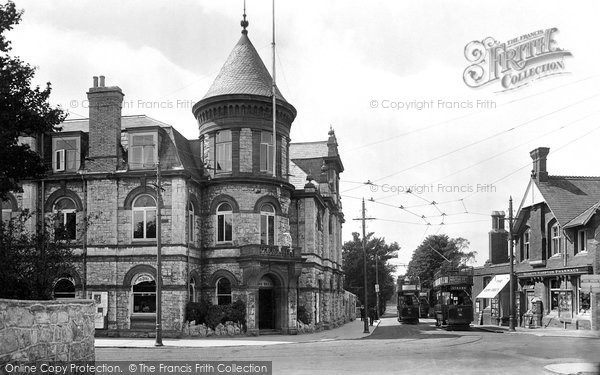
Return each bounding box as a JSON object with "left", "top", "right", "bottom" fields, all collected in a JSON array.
[
  {"left": 155, "top": 161, "right": 163, "bottom": 346},
  {"left": 508, "top": 196, "right": 515, "bottom": 332},
  {"left": 353, "top": 198, "right": 376, "bottom": 333},
  {"left": 375, "top": 253, "right": 380, "bottom": 320}
]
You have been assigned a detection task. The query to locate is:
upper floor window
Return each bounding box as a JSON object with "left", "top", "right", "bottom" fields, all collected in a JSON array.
[
  {"left": 260, "top": 132, "right": 273, "bottom": 172},
  {"left": 52, "top": 137, "right": 80, "bottom": 172},
  {"left": 188, "top": 202, "right": 195, "bottom": 244},
  {"left": 523, "top": 229, "right": 530, "bottom": 260},
  {"left": 576, "top": 229, "right": 587, "bottom": 254},
  {"left": 54, "top": 197, "right": 76, "bottom": 240},
  {"left": 132, "top": 194, "right": 156, "bottom": 239},
  {"left": 260, "top": 203, "right": 275, "bottom": 245},
  {"left": 215, "top": 277, "right": 232, "bottom": 305},
  {"left": 215, "top": 130, "right": 232, "bottom": 173},
  {"left": 129, "top": 133, "right": 157, "bottom": 169},
  {"left": 216, "top": 202, "right": 233, "bottom": 243},
  {"left": 550, "top": 223, "right": 561, "bottom": 256}
]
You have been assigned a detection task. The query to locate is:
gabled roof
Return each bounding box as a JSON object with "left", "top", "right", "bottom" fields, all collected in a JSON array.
[
  {"left": 564, "top": 200, "right": 600, "bottom": 228},
  {"left": 289, "top": 141, "right": 329, "bottom": 160},
  {"left": 61, "top": 115, "right": 172, "bottom": 132},
  {"left": 535, "top": 176, "right": 600, "bottom": 227},
  {"left": 203, "top": 33, "right": 286, "bottom": 102}
]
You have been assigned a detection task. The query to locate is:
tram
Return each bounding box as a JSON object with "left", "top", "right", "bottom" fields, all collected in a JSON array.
[
  {"left": 433, "top": 268, "right": 473, "bottom": 330},
  {"left": 397, "top": 276, "right": 420, "bottom": 324}
]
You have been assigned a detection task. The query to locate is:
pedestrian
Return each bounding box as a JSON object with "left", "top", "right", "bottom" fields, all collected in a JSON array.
[
  {"left": 369, "top": 306, "right": 375, "bottom": 326},
  {"left": 360, "top": 305, "right": 365, "bottom": 321}
]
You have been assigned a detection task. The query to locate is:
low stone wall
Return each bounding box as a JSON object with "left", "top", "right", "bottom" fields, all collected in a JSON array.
[
  {"left": 182, "top": 321, "right": 245, "bottom": 337},
  {"left": 0, "top": 299, "right": 95, "bottom": 364}
]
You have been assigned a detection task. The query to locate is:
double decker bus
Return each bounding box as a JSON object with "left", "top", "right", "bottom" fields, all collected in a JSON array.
[
  {"left": 433, "top": 268, "right": 473, "bottom": 330},
  {"left": 397, "top": 276, "right": 420, "bottom": 324}
]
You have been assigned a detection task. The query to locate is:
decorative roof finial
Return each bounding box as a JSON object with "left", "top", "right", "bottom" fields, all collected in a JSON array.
[{"left": 241, "top": 0, "right": 249, "bottom": 34}]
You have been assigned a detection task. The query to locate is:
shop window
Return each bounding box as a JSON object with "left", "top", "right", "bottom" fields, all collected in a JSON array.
[
  {"left": 129, "top": 133, "right": 157, "bottom": 170},
  {"left": 260, "top": 131, "right": 274, "bottom": 172},
  {"left": 216, "top": 277, "right": 232, "bottom": 305},
  {"left": 132, "top": 276, "right": 156, "bottom": 314},
  {"left": 215, "top": 130, "right": 232, "bottom": 173},
  {"left": 579, "top": 290, "right": 591, "bottom": 314},
  {"left": 53, "top": 197, "right": 77, "bottom": 240},
  {"left": 53, "top": 278, "right": 75, "bottom": 299},
  {"left": 216, "top": 203, "right": 233, "bottom": 243},
  {"left": 132, "top": 194, "right": 157, "bottom": 239},
  {"left": 52, "top": 137, "right": 80, "bottom": 172},
  {"left": 260, "top": 203, "right": 275, "bottom": 245}
]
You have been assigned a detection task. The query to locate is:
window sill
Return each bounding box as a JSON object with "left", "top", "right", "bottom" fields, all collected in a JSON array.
[
  {"left": 574, "top": 251, "right": 589, "bottom": 257},
  {"left": 549, "top": 253, "right": 562, "bottom": 259},
  {"left": 131, "top": 239, "right": 157, "bottom": 244}
]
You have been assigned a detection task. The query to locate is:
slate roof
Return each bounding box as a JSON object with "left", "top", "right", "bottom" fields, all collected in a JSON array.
[
  {"left": 535, "top": 176, "right": 600, "bottom": 227},
  {"left": 289, "top": 141, "right": 329, "bottom": 160},
  {"left": 565, "top": 200, "right": 600, "bottom": 228},
  {"left": 59, "top": 115, "right": 204, "bottom": 179},
  {"left": 203, "top": 33, "right": 286, "bottom": 101}
]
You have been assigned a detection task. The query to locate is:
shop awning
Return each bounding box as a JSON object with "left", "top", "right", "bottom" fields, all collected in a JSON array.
[{"left": 476, "top": 274, "right": 510, "bottom": 299}]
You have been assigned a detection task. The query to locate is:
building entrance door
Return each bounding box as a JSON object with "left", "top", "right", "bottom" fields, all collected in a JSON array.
[{"left": 258, "top": 275, "right": 276, "bottom": 330}]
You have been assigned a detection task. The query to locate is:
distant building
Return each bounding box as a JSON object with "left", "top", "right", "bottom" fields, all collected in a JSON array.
[
  {"left": 3, "top": 18, "right": 353, "bottom": 336},
  {"left": 473, "top": 147, "right": 600, "bottom": 330}
]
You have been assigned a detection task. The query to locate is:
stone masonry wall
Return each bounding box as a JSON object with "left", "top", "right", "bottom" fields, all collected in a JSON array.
[{"left": 0, "top": 299, "right": 95, "bottom": 364}]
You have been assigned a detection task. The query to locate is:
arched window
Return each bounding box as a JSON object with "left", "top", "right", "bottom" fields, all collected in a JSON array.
[
  {"left": 133, "top": 194, "right": 156, "bottom": 239},
  {"left": 54, "top": 197, "right": 77, "bottom": 240},
  {"left": 550, "top": 222, "right": 561, "bottom": 256},
  {"left": 216, "top": 277, "right": 232, "bottom": 305},
  {"left": 260, "top": 203, "right": 275, "bottom": 245},
  {"left": 53, "top": 278, "right": 75, "bottom": 299},
  {"left": 216, "top": 203, "right": 233, "bottom": 243},
  {"left": 188, "top": 202, "right": 195, "bottom": 244},
  {"left": 132, "top": 275, "right": 156, "bottom": 313},
  {"left": 189, "top": 277, "right": 196, "bottom": 302}
]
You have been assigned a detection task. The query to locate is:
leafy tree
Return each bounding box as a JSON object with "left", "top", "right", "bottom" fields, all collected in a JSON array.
[
  {"left": 343, "top": 232, "right": 398, "bottom": 314},
  {"left": 0, "top": 1, "right": 66, "bottom": 200},
  {"left": 406, "top": 234, "right": 475, "bottom": 291},
  {"left": 0, "top": 214, "right": 80, "bottom": 300}
]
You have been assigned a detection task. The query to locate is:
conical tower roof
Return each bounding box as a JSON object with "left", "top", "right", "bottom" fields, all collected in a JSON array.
[{"left": 203, "top": 32, "right": 287, "bottom": 102}]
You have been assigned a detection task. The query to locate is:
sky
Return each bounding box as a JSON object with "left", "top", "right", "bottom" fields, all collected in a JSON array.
[{"left": 7, "top": 0, "right": 600, "bottom": 275}]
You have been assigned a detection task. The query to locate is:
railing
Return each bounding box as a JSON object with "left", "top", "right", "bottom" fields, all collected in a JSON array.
[{"left": 239, "top": 244, "right": 301, "bottom": 259}]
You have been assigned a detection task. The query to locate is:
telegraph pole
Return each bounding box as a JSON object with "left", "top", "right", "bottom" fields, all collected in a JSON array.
[
  {"left": 353, "top": 198, "right": 376, "bottom": 333},
  {"left": 155, "top": 162, "right": 163, "bottom": 346},
  {"left": 508, "top": 196, "right": 515, "bottom": 332},
  {"left": 375, "top": 253, "right": 380, "bottom": 320}
]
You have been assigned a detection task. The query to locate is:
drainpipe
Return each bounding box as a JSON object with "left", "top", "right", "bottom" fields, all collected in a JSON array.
[{"left": 81, "top": 172, "right": 87, "bottom": 297}]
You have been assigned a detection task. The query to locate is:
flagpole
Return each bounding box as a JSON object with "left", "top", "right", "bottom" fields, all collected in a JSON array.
[{"left": 271, "top": 0, "right": 277, "bottom": 178}]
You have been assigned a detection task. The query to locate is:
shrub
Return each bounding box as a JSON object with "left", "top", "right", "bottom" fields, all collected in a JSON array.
[
  {"left": 297, "top": 305, "right": 311, "bottom": 325},
  {"left": 185, "top": 300, "right": 210, "bottom": 325},
  {"left": 205, "top": 305, "right": 226, "bottom": 329},
  {"left": 227, "top": 299, "right": 246, "bottom": 324}
]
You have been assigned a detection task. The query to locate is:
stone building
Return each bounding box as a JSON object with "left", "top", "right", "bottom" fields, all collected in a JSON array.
[
  {"left": 472, "top": 147, "right": 600, "bottom": 331},
  {"left": 3, "top": 21, "right": 352, "bottom": 336}
]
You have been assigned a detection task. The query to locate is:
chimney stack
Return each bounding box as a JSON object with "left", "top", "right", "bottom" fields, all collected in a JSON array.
[
  {"left": 530, "top": 147, "right": 550, "bottom": 182},
  {"left": 86, "top": 75, "right": 124, "bottom": 172},
  {"left": 489, "top": 211, "right": 509, "bottom": 264}
]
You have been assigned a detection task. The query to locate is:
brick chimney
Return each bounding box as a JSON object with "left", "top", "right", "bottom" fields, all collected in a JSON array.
[
  {"left": 530, "top": 147, "right": 550, "bottom": 182},
  {"left": 489, "top": 211, "right": 509, "bottom": 264},
  {"left": 86, "top": 76, "right": 124, "bottom": 172}
]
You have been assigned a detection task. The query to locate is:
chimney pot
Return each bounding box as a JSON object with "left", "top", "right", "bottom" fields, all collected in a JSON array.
[
  {"left": 99, "top": 75, "right": 105, "bottom": 87},
  {"left": 93, "top": 76, "right": 98, "bottom": 88}
]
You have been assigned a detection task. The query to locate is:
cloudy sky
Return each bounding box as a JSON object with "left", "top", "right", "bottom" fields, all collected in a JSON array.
[{"left": 8, "top": 0, "right": 600, "bottom": 273}]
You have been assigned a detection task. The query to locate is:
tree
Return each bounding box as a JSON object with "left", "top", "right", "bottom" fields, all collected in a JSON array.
[
  {"left": 343, "top": 232, "right": 399, "bottom": 314},
  {"left": 405, "top": 234, "right": 476, "bottom": 291},
  {"left": 0, "top": 1, "right": 65, "bottom": 200},
  {"left": 0, "top": 214, "right": 81, "bottom": 300}
]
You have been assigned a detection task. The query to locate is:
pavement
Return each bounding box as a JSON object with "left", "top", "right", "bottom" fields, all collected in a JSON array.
[
  {"left": 94, "top": 318, "right": 381, "bottom": 348},
  {"left": 474, "top": 324, "right": 600, "bottom": 338}
]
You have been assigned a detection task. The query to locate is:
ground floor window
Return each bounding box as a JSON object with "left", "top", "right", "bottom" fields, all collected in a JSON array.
[
  {"left": 216, "top": 277, "right": 232, "bottom": 305},
  {"left": 578, "top": 277, "right": 591, "bottom": 314},
  {"left": 53, "top": 278, "right": 75, "bottom": 299},
  {"left": 132, "top": 275, "right": 156, "bottom": 313}
]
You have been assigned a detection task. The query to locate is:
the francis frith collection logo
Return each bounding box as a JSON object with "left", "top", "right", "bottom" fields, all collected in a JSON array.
[{"left": 463, "top": 28, "right": 572, "bottom": 91}]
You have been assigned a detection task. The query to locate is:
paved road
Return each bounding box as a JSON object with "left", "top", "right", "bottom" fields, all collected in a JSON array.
[{"left": 97, "top": 317, "right": 600, "bottom": 374}]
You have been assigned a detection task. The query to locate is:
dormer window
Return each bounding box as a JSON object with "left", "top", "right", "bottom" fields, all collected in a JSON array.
[
  {"left": 52, "top": 137, "right": 80, "bottom": 172},
  {"left": 129, "top": 133, "right": 157, "bottom": 170},
  {"left": 550, "top": 223, "right": 561, "bottom": 256}
]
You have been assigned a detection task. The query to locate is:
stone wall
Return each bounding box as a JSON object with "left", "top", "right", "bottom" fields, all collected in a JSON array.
[{"left": 0, "top": 299, "right": 95, "bottom": 364}]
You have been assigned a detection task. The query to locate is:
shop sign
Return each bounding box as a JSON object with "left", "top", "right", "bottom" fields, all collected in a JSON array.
[{"left": 518, "top": 266, "right": 592, "bottom": 278}]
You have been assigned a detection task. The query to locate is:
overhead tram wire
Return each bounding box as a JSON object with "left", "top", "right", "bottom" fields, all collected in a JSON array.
[
  {"left": 348, "top": 75, "right": 597, "bottom": 152},
  {"left": 341, "top": 91, "right": 600, "bottom": 194}
]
